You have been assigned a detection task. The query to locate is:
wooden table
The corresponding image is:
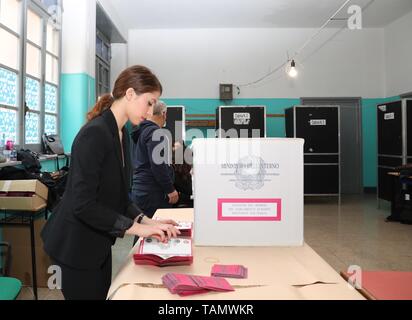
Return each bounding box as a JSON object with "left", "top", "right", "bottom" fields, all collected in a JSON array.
[{"left": 108, "top": 208, "right": 364, "bottom": 300}]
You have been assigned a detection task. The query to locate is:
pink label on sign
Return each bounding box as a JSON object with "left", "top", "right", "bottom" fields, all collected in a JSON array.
[{"left": 217, "top": 199, "right": 282, "bottom": 221}]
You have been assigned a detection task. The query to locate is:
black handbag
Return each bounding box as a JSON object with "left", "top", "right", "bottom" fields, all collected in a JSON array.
[{"left": 42, "top": 133, "right": 65, "bottom": 155}]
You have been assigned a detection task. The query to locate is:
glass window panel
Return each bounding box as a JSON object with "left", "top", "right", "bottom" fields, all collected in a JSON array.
[
  {"left": 0, "top": 0, "right": 21, "bottom": 34},
  {"left": 0, "top": 67, "right": 17, "bottom": 106},
  {"left": 102, "top": 43, "right": 109, "bottom": 61},
  {"left": 0, "top": 107, "right": 17, "bottom": 143},
  {"left": 44, "top": 114, "right": 57, "bottom": 135},
  {"left": 25, "top": 77, "right": 40, "bottom": 110},
  {"left": 96, "top": 36, "right": 102, "bottom": 57},
  {"left": 42, "top": 0, "right": 58, "bottom": 7},
  {"left": 0, "top": 28, "right": 19, "bottom": 69},
  {"left": 26, "top": 43, "right": 41, "bottom": 78},
  {"left": 27, "top": 9, "right": 42, "bottom": 46},
  {"left": 45, "top": 83, "right": 57, "bottom": 113},
  {"left": 25, "top": 111, "right": 39, "bottom": 144},
  {"left": 46, "top": 53, "right": 58, "bottom": 84},
  {"left": 46, "top": 23, "right": 59, "bottom": 56}
]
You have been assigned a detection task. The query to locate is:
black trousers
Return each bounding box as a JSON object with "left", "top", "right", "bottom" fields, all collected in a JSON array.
[{"left": 54, "top": 252, "right": 112, "bottom": 300}]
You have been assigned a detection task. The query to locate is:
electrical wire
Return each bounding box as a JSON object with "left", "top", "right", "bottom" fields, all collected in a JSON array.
[{"left": 236, "top": 0, "right": 352, "bottom": 88}]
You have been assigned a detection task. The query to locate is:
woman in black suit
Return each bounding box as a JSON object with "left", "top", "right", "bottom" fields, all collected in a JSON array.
[{"left": 41, "top": 65, "right": 180, "bottom": 300}]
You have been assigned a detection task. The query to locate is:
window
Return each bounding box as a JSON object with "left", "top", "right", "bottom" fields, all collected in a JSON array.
[
  {"left": 0, "top": 0, "right": 21, "bottom": 144},
  {"left": 0, "top": 0, "right": 61, "bottom": 149},
  {"left": 96, "top": 31, "right": 111, "bottom": 99}
]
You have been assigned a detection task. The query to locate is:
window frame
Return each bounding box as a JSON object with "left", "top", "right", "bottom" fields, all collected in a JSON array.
[
  {"left": 96, "top": 30, "right": 111, "bottom": 100},
  {"left": 0, "top": 0, "right": 62, "bottom": 152},
  {"left": 0, "top": 0, "right": 22, "bottom": 145}
]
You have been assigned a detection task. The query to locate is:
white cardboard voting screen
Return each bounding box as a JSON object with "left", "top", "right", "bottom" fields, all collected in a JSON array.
[{"left": 192, "top": 138, "right": 304, "bottom": 246}]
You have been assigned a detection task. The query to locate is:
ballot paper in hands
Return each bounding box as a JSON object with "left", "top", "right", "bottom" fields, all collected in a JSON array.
[
  {"left": 162, "top": 273, "right": 234, "bottom": 296},
  {"left": 154, "top": 219, "right": 193, "bottom": 238},
  {"left": 211, "top": 264, "right": 248, "bottom": 279},
  {"left": 133, "top": 237, "right": 193, "bottom": 267}
]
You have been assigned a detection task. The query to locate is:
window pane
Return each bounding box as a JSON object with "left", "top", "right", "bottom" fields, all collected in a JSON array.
[
  {"left": 0, "top": 67, "right": 17, "bottom": 106},
  {"left": 26, "top": 43, "right": 41, "bottom": 78},
  {"left": 25, "top": 111, "right": 40, "bottom": 144},
  {"left": 25, "top": 77, "right": 40, "bottom": 110},
  {"left": 0, "top": 107, "right": 17, "bottom": 143},
  {"left": 96, "top": 36, "right": 102, "bottom": 57},
  {"left": 45, "top": 83, "right": 57, "bottom": 113},
  {"left": 42, "top": 0, "right": 58, "bottom": 7},
  {"left": 45, "top": 114, "right": 57, "bottom": 135},
  {"left": 46, "top": 53, "right": 58, "bottom": 84},
  {"left": 27, "top": 9, "right": 42, "bottom": 46},
  {"left": 46, "top": 23, "right": 59, "bottom": 56},
  {"left": 102, "top": 43, "right": 109, "bottom": 61},
  {"left": 0, "top": 0, "right": 21, "bottom": 34},
  {"left": 0, "top": 28, "right": 19, "bottom": 69}
]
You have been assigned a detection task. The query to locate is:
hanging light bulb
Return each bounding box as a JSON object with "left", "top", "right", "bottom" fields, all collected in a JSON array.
[{"left": 288, "top": 59, "right": 298, "bottom": 78}]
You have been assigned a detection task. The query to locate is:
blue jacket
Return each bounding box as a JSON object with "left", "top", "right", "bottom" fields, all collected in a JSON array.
[{"left": 131, "top": 120, "right": 175, "bottom": 194}]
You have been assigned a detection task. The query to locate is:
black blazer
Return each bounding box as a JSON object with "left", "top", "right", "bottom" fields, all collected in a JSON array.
[{"left": 41, "top": 109, "right": 143, "bottom": 269}]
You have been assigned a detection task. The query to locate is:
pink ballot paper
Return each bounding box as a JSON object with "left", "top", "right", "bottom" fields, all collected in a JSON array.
[
  {"left": 162, "top": 273, "right": 234, "bottom": 296},
  {"left": 211, "top": 264, "right": 248, "bottom": 279}
]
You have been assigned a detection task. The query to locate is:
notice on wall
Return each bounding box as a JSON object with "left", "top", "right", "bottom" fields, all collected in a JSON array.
[
  {"left": 309, "top": 119, "right": 327, "bottom": 126},
  {"left": 384, "top": 113, "right": 395, "bottom": 120},
  {"left": 233, "top": 113, "right": 251, "bottom": 125}
]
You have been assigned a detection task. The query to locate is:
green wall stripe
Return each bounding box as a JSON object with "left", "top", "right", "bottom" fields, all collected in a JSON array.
[{"left": 60, "top": 73, "right": 96, "bottom": 152}]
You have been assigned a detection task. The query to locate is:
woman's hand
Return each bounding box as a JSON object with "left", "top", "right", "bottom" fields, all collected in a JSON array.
[
  {"left": 126, "top": 222, "right": 180, "bottom": 243},
  {"left": 142, "top": 216, "right": 179, "bottom": 227}
]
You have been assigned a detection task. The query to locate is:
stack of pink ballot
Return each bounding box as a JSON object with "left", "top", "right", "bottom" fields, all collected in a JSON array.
[
  {"left": 133, "top": 237, "right": 193, "bottom": 267},
  {"left": 211, "top": 264, "right": 248, "bottom": 279},
  {"left": 162, "top": 273, "right": 234, "bottom": 296}
]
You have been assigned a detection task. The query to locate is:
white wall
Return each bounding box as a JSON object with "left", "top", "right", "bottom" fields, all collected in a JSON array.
[
  {"left": 96, "top": 0, "right": 127, "bottom": 41},
  {"left": 384, "top": 10, "right": 412, "bottom": 97},
  {"left": 128, "top": 28, "right": 385, "bottom": 99},
  {"left": 110, "top": 43, "right": 128, "bottom": 89},
  {"left": 61, "top": 0, "right": 96, "bottom": 76}
]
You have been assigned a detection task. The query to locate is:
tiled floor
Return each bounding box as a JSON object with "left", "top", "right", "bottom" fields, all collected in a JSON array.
[{"left": 16, "top": 194, "right": 412, "bottom": 300}]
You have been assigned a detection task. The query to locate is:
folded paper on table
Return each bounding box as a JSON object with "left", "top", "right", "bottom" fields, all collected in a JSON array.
[{"left": 162, "top": 273, "right": 234, "bottom": 296}]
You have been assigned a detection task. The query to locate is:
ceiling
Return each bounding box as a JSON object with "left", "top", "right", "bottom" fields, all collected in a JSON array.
[{"left": 107, "top": 0, "right": 412, "bottom": 29}]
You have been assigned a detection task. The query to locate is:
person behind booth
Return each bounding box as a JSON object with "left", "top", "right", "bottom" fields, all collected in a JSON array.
[
  {"left": 131, "top": 101, "right": 178, "bottom": 218},
  {"left": 172, "top": 141, "right": 193, "bottom": 208},
  {"left": 41, "top": 66, "right": 180, "bottom": 300}
]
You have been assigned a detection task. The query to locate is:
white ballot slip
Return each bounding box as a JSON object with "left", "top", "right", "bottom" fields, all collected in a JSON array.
[{"left": 140, "top": 238, "right": 192, "bottom": 258}]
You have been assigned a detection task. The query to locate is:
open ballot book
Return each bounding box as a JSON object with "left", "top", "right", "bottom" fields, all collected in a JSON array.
[{"left": 133, "top": 237, "right": 193, "bottom": 267}]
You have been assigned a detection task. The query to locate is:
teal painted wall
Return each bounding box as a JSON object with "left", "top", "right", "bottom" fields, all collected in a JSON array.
[
  {"left": 60, "top": 73, "right": 96, "bottom": 152},
  {"left": 163, "top": 98, "right": 300, "bottom": 140},
  {"left": 163, "top": 97, "right": 403, "bottom": 188},
  {"left": 57, "top": 91, "right": 402, "bottom": 188}
]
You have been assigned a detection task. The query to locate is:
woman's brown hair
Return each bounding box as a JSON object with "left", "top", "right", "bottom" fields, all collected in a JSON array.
[{"left": 87, "top": 65, "right": 162, "bottom": 122}]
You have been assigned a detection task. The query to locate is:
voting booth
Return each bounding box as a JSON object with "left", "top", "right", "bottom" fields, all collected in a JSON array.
[
  {"left": 377, "top": 100, "right": 412, "bottom": 201},
  {"left": 192, "top": 138, "right": 304, "bottom": 247},
  {"left": 165, "top": 105, "right": 186, "bottom": 144},
  {"left": 215, "top": 106, "right": 266, "bottom": 138}
]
